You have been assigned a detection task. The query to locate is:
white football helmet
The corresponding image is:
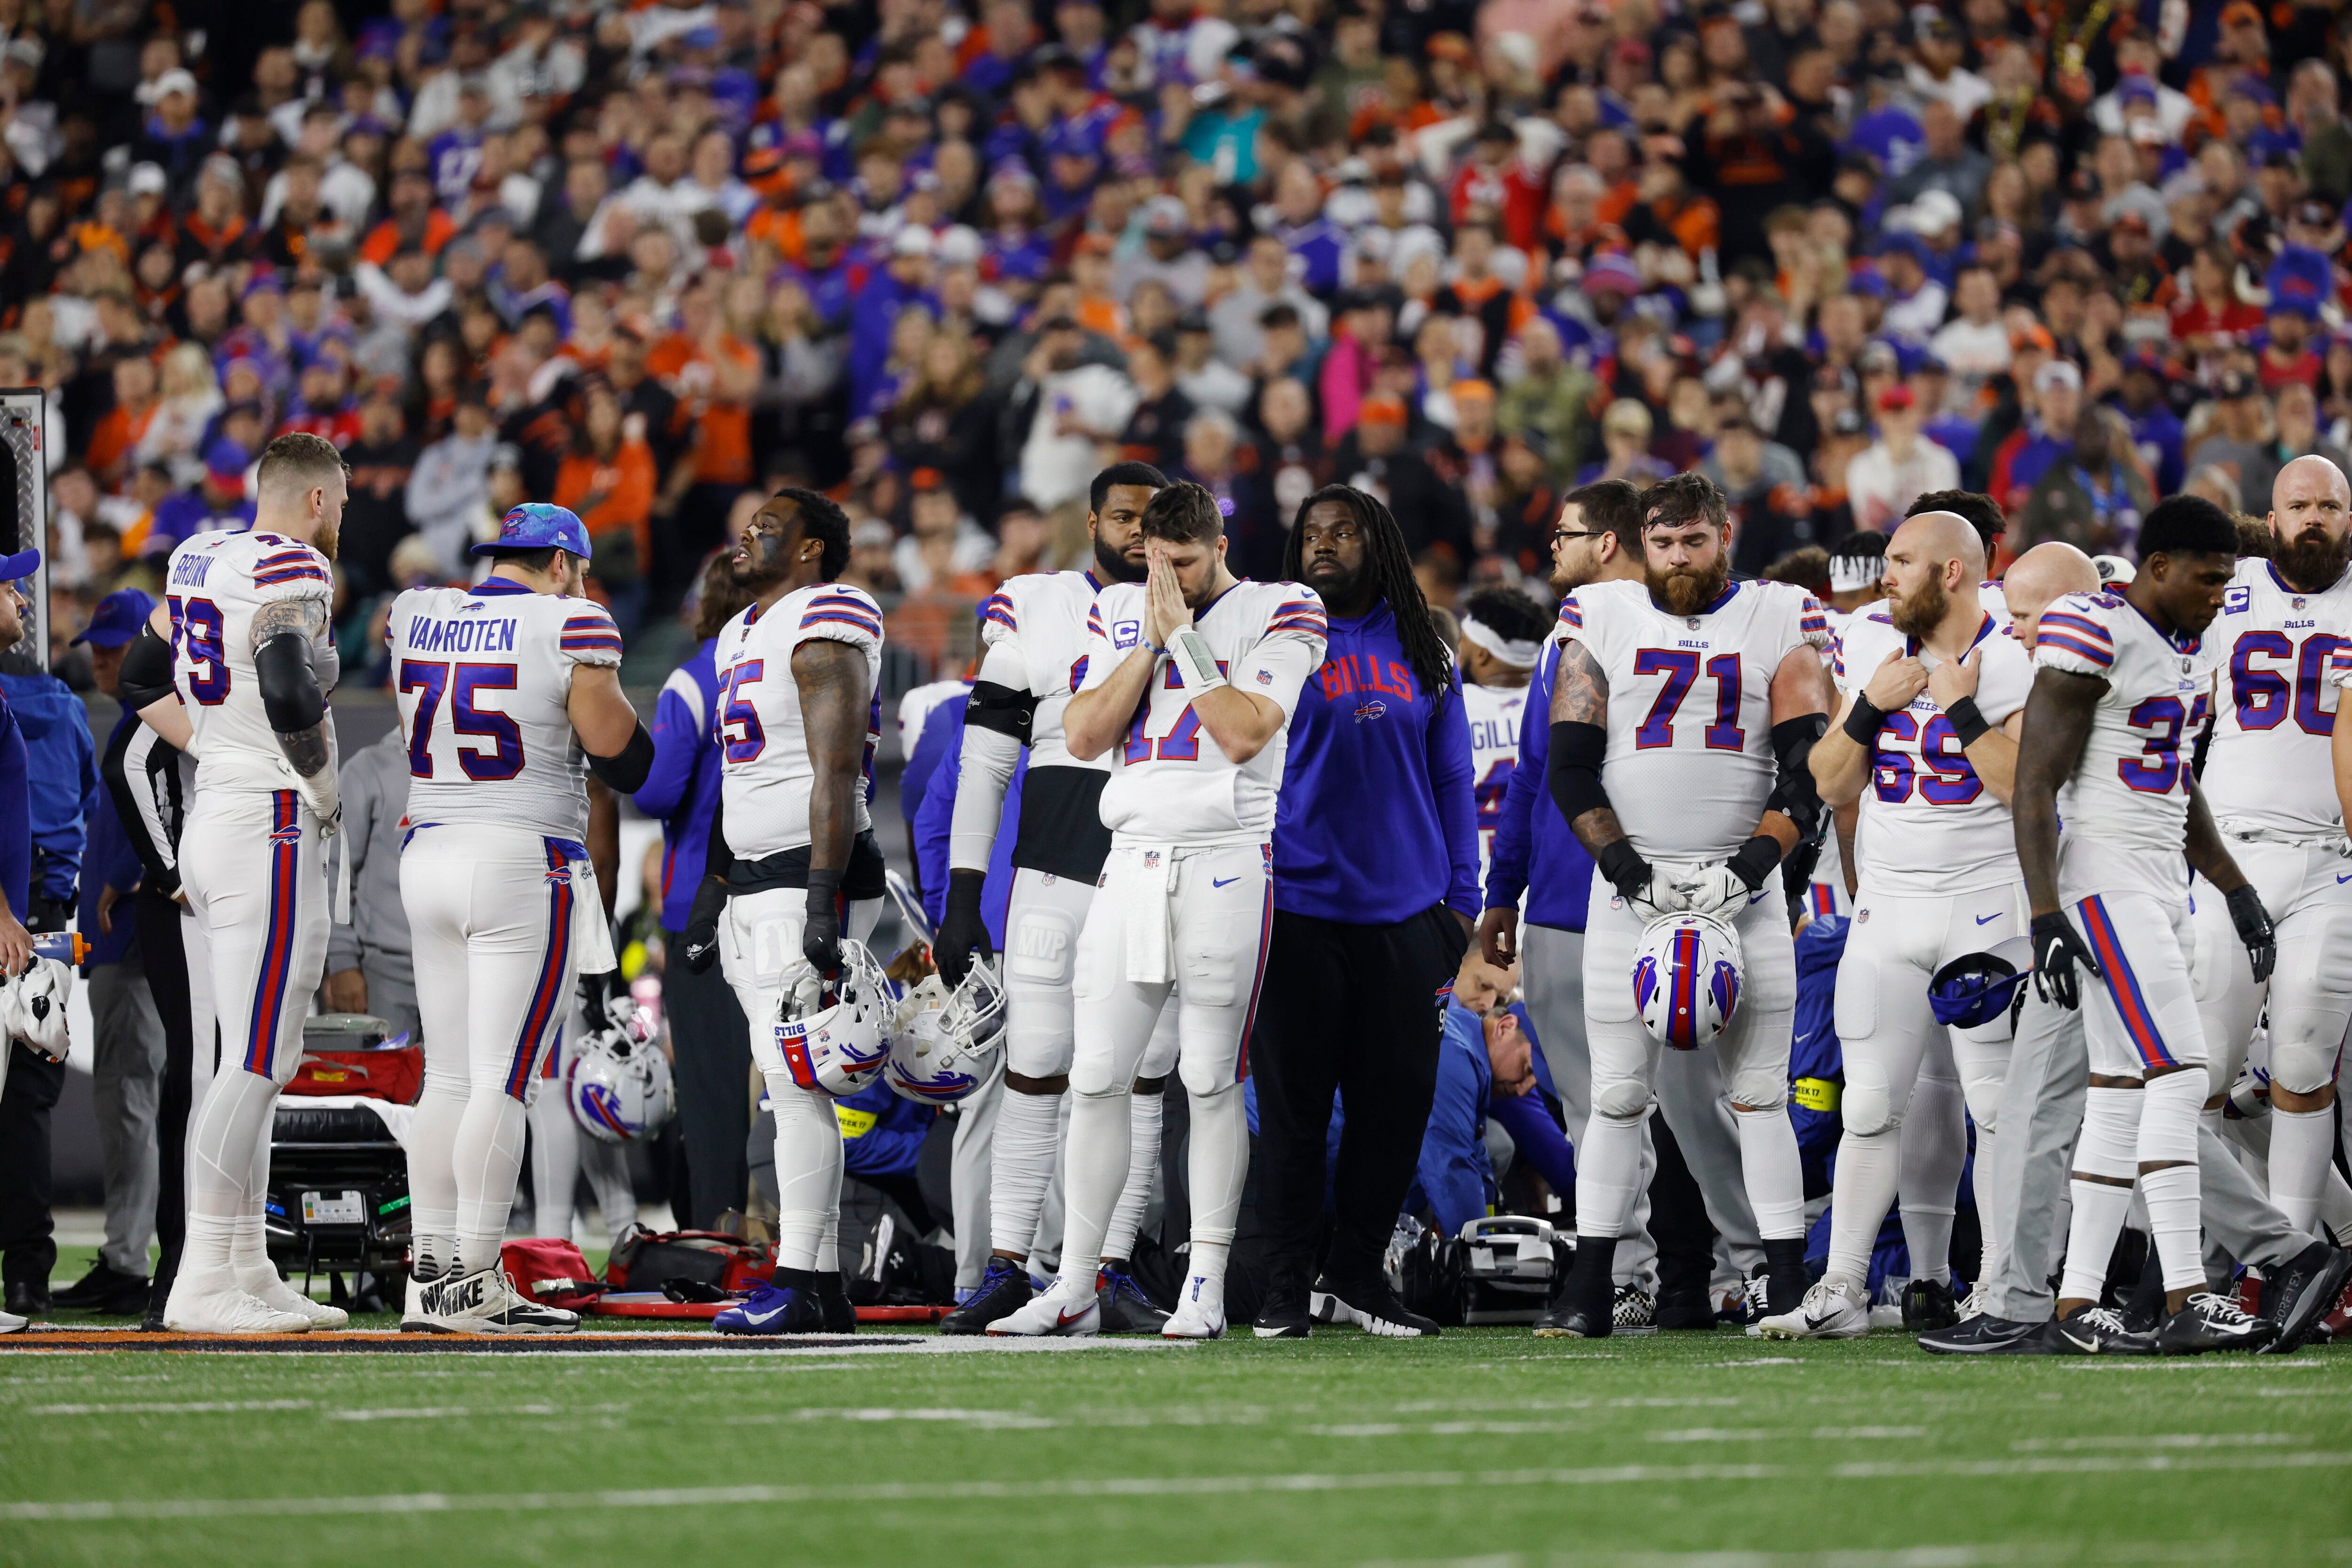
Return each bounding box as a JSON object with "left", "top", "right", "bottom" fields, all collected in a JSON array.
[
  {"left": 567, "top": 996, "right": 675, "bottom": 1143},
  {"left": 886, "top": 961, "right": 1006, "bottom": 1105},
  {"left": 772, "top": 940, "right": 896, "bottom": 1098},
  {"left": 1, "top": 957, "right": 72, "bottom": 1062},
  {"left": 1631, "top": 912, "right": 1744, "bottom": 1051}
]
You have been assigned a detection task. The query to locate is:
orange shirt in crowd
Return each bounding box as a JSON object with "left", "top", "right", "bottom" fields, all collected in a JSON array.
[
  {"left": 646, "top": 332, "right": 760, "bottom": 486},
  {"left": 84, "top": 401, "right": 154, "bottom": 486},
  {"left": 553, "top": 439, "right": 659, "bottom": 567},
  {"left": 359, "top": 209, "right": 457, "bottom": 266}
]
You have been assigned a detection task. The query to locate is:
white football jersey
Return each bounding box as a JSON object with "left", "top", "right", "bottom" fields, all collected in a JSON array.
[
  {"left": 712, "top": 581, "right": 884, "bottom": 860},
  {"left": 1461, "top": 678, "right": 1526, "bottom": 889},
  {"left": 1562, "top": 577, "right": 1831, "bottom": 862},
  {"left": 2201, "top": 558, "right": 2352, "bottom": 840},
  {"left": 162, "top": 529, "right": 338, "bottom": 793},
  {"left": 976, "top": 569, "right": 1114, "bottom": 772},
  {"left": 1834, "top": 604, "right": 2034, "bottom": 895},
  {"left": 388, "top": 581, "right": 621, "bottom": 842},
  {"left": 2033, "top": 590, "right": 2213, "bottom": 852},
  {"left": 1076, "top": 579, "right": 1327, "bottom": 844},
  {"left": 1978, "top": 578, "right": 2010, "bottom": 630}
]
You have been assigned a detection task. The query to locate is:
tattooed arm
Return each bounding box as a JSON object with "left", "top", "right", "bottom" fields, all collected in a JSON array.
[
  {"left": 251, "top": 597, "right": 333, "bottom": 780},
  {"left": 1546, "top": 637, "right": 1628, "bottom": 858},
  {"left": 793, "top": 637, "right": 871, "bottom": 973}
]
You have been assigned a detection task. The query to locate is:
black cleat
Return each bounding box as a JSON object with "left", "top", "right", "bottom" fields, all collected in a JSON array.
[
  {"left": 4, "top": 1281, "right": 49, "bottom": 1319},
  {"left": 1310, "top": 1274, "right": 1440, "bottom": 1337},
  {"left": 2053, "top": 1305, "right": 2159, "bottom": 1355},
  {"left": 1535, "top": 1237, "right": 1617, "bottom": 1339},
  {"left": 2255, "top": 1243, "right": 2352, "bottom": 1355},
  {"left": 1761, "top": 1237, "right": 1811, "bottom": 1318},
  {"left": 1653, "top": 1287, "right": 1717, "bottom": 1330},
  {"left": 1902, "top": 1277, "right": 1961, "bottom": 1331},
  {"left": 939, "top": 1256, "right": 1033, "bottom": 1336},
  {"left": 1917, "top": 1314, "right": 2062, "bottom": 1355},
  {"left": 2156, "top": 1291, "right": 2276, "bottom": 1354},
  {"left": 1251, "top": 1289, "right": 1311, "bottom": 1339},
  {"left": 1097, "top": 1266, "right": 1172, "bottom": 1334},
  {"left": 53, "top": 1261, "right": 152, "bottom": 1314},
  {"left": 816, "top": 1272, "right": 857, "bottom": 1333}
]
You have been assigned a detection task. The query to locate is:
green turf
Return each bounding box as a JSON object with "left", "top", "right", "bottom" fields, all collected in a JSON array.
[{"left": 6, "top": 1305, "right": 2351, "bottom": 1568}]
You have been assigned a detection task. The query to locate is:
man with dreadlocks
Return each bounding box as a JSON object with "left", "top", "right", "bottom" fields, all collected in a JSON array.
[{"left": 1245, "top": 484, "right": 1480, "bottom": 1339}]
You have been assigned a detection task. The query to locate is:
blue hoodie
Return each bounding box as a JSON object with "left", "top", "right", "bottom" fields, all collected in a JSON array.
[
  {"left": 631, "top": 639, "right": 726, "bottom": 932},
  {"left": 1272, "top": 600, "right": 1480, "bottom": 925},
  {"left": 0, "top": 671, "right": 95, "bottom": 909},
  {"left": 78, "top": 708, "right": 150, "bottom": 968},
  {"left": 1482, "top": 636, "right": 1595, "bottom": 932},
  {"left": 909, "top": 695, "right": 1023, "bottom": 947}
]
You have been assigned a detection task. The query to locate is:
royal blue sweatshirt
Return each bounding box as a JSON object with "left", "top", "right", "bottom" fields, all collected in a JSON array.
[
  {"left": 77, "top": 708, "right": 149, "bottom": 968},
  {"left": 1272, "top": 601, "right": 1480, "bottom": 924},
  {"left": 910, "top": 695, "right": 1022, "bottom": 948},
  {"left": 0, "top": 681, "right": 25, "bottom": 924},
  {"left": 633, "top": 638, "right": 726, "bottom": 933},
  {"left": 1482, "top": 637, "right": 1595, "bottom": 931},
  {"left": 0, "top": 671, "right": 94, "bottom": 908}
]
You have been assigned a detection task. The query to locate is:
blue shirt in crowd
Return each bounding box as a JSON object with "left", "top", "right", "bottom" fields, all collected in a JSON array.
[
  {"left": 1482, "top": 636, "right": 1595, "bottom": 931},
  {"left": 1272, "top": 601, "right": 1479, "bottom": 925},
  {"left": 632, "top": 637, "right": 726, "bottom": 933}
]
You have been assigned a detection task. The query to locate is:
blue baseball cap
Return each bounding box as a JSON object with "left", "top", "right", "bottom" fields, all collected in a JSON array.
[
  {"left": 0, "top": 547, "right": 35, "bottom": 584},
  {"left": 474, "top": 502, "right": 591, "bottom": 559},
  {"left": 72, "top": 588, "right": 156, "bottom": 648}
]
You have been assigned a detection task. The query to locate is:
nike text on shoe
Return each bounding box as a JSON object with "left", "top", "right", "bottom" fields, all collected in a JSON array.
[
  {"left": 1161, "top": 1275, "right": 1226, "bottom": 1340},
  {"left": 1916, "top": 1314, "right": 2060, "bottom": 1355},
  {"left": 1252, "top": 1289, "right": 1311, "bottom": 1339},
  {"left": 1311, "top": 1275, "right": 1440, "bottom": 1338},
  {"left": 2156, "top": 1291, "right": 2277, "bottom": 1355},
  {"left": 940, "top": 1256, "right": 1033, "bottom": 1336},
  {"left": 987, "top": 1283, "right": 1102, "bottom": 1337},
  {"left": 1757, "top": 1278, "right": 1868, "bottom": 1341},
  {"left": 410, "top": 1265, "right": 579, "bottom": 1335},
  {"left": 1902, "top": 1277, "right": 1960, "bottom": 1331},
  {"left": 714, "top": 1280, "right": 827, "bottom": 1337},
  {"left": 2053, "top": 1305, "right": 2159, "bottom": 1355},
  {"left": 1097, "top": 1267, "right": 1172, "bottom": 1334},
  {"left": 2255, "top": 1244, "right": 2352, "bottom": 1355}
]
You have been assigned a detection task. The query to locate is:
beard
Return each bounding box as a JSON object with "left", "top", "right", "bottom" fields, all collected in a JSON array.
[
  {"left": 311, "top": 515, "right": 340, "bottom": 562},
  {"left": 2274, "top": 526, "right": 2351, "bottom": 593},
  {"left": 1093, "top": 534, "right": 1147, "bottom": 583},
  {"left": 1550, "top": 552, "right": 1592, "bottom": 595},
  {"left": 1645, "top": 552, "right": 1731, "bottom": 616},
  {"left": 1888, "top": 573, "right": 1948, "bottom": 639}
]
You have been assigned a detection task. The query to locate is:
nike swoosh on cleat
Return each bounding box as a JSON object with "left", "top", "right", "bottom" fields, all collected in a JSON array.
[
  {"left": 1975, "top": 913, "right": 2000, "bottom": 924},
  {"left": 1057, "top": 1305, "right": 1092, "bottom": 1326},
  {"left": 2338, "top": 875, "right": 2352, "bottom": 885},
  {"left": 741, "top": 1306, "right": 785, "bottom": 1326},
  {"left": 1212, "top": 876, "right": 1240, "bottom": 888}
]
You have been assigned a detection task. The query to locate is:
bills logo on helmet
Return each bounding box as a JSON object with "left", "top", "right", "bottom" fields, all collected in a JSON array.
[
  {"left": 1633, "top": 913, "right": 1744, "bottom": 1051},
  {"left": 576, "top": 1080, "right": 637, "bottom": 1138}
]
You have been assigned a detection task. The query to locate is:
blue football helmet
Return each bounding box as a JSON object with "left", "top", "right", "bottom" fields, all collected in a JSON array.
[{"left": 1928, "top": 936, "right": 2032, "bottom": 1029}]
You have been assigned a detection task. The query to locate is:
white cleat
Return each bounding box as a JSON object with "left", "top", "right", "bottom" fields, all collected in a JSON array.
[
  {"left": 1161, "top": 1275, "right": 1227, "bottom": 1340},
  {"left": 0, "top": 1308, "right": 25, "bottom": 1334},
  {"left": 162, "top": 1280, "right": 312, "bottom": 1335},
  {"left": 1958, "top": 1282, "right": 1991, "bottom": 1322},
  {"left": 1756, "top": 1278, "right": 1869, "bottom": 1341},
  {"left": 243, "top": 1273, "right": 349, "bottom": 1329},
  {"left": 407, "top": 1266, "right": 578, "bottom": 1335},
  {"left": 986, "top": 1284, "right": 1100, "bottom": 1336}
]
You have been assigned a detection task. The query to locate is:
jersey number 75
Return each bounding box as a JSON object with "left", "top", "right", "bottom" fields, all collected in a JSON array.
[{"left": 401, "top": 660, "right": 525, "bottom": 780}]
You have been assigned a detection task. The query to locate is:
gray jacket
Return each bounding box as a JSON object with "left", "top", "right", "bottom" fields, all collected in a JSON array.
[{"left": 325, "top": 727, "right": 413, "bottom": 985}]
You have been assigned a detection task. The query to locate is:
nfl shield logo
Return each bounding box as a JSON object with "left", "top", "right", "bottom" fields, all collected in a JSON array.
[
  {"left": 1686, "top": 618, "right": 1701, "bottom": 630},
  {"left": 1144, "top": 851, "right": 1160, "bottom": 869}
]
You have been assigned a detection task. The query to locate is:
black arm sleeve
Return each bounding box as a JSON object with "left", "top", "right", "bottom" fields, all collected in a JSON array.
[
  {"left": 965, "top": 679, "right": 1038, "bottom": 745},
  {"left": 103, "top": 716, "right": 180, "bottom": 893},
  {"left": 1546, "top": 720, "right": 1612, "bottom": 827},
  {"left": 118, "top": 622, "right": 178, "bottom": 713},
  {"left": 1766, "top": 714, "right": 1828, "bottom": 840},
  {"left": 702, "top": 794, "right": 735, "bottom": 884},
  {"left": 586, "top": 721, "right": 656, "bottom": 793},
  {"left": 254, "top": 633, "right": 326, "bottom": 735}
]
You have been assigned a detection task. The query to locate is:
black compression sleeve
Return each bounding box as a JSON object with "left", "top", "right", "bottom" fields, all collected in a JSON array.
[
  {"left": 118, "top": 622, "right": 178, "bottom": 713},
  {"left": 1546, "top": 720, "right": 1612, "bottom": 827},
  {"left": 1766, "top": 714, "right": 1828, "bottom": 839},
  {"left": 965, "top": 679, "right": 1038, "bottom": 744},
  {"left": 254, "top": 633, "right": 326, "bottom": 734},
  {"left": 587, "top": 721, "right": 656, "bottom": 793},
  {"left": 703, "top": 795, "right": 735, "bottom": 884}
]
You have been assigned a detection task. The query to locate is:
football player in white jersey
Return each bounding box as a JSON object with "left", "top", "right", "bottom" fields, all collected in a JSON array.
[
  {"left": 388, "top": 504, "right": 651, "bottom": 1332},
  {"left": 1806, "top": 533, "right": 1888, "bottom": 920},
  {"left": 679, "top": 487, "right": 885, "bottom": 1334},
  {"left": 1544, "top": 472, "right": 1834, "bottom": 1335},
  {"left": 114, "top": 434, "right": 347, "bottom": 1335},
  {"left": 2015, "top": 494, "right": 2280, "bottom": 1352},
  {"left": 1456, "top": 585, "right": 1546, "bottom": 891},
  {"left": 936, "top": 463, "right": 1184, "bottom": 1335},
  {"left": 1761, "top": 510, "right": 2034, "bottom": 1338},
  {"left": 992, "top": 482, "right": 1327, "bottom": 1338},
  {"left": 2201, "top": 457, "right": 2352, "bottom": 1245}
]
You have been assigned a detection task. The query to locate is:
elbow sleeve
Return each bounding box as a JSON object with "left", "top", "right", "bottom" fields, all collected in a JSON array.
[
  {"left": 1767, "top": 715, "right": 1828, "bottom": 840},
  {"left": 588, "top": 721, "right": 656, "bottom": 794},
  {"left": 1546, "top": 720, "right": 1611, "bottom": 826},
  {"left": 119, "top": 623, "right": 179, "bottom": 713},
  {"left": 254, "top": 633, "right": 326, "bottom": 735}
]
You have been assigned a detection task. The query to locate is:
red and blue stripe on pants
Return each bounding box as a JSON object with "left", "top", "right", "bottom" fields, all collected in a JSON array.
[
  {"left": 2077, "top": 894, "right": 2177, "bottom": 1070},
  {"left": 507, "top": 841, "right": 577, "bottom": 1100},
  {"left": 244, "top": 791, "right": 303, "bottom": 1077}
]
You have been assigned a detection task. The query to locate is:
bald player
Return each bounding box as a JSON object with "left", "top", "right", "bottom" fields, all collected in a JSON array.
[
  {"left": 1764, "top": 512, "right": 2035, "bottom": 1337},
  {"left": 1922, "top": 541, "right": 2346, "bottom": 1353}
]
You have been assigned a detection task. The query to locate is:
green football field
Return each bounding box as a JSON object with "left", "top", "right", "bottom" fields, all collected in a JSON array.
[{"left": 6, "top": 1268, "right": 2352, "bottom": 1568}]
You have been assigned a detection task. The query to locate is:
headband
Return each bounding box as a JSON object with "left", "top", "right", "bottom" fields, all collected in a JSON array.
[
  {"left": 1828, "top": 557, "right": 1882, "bottom": 594},
  {"left": 1461, "top": 614, "right": 1540, "bottom": 670}
]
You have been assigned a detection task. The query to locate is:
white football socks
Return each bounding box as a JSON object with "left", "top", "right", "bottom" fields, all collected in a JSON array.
[
  {"left": 2138, "top": 1069, "right": 2205, "bottom": 1295},
  {"left": 525, "top": 1085, "right": 579, "bottom": 1242},
  {"left": 1900, "top": 1071, "right": 1965, "bottom": 1287},
  {"left": 768, "top": 1070, "right": 845, "bottom": 1273},
  {"left": 409, "top": 1074, "right": 466, "bottom": 1277},
  {"left": 2269, "top": 1105, "right": 2336, "bottom": 1239},
  {"left": 1054, "top": 1088, "right": 1131, "bottom": 1297},
  {"left": 2058, "top": 1086, "right": 2139, "bottom": 1305},
  {"left": 988, "top": 1086, "right": 1065, "bottom": 1258},
  {"left": 1734, "top": 1104, "right": 1808, "bottom": 1241},
  {"left": 1823, "top": 1127, "right": 1899, "bottom": 1292},
  {"left": 1575, "top": 1111, "right": 1645, "bottom": 1242},
  {"left": 453, "top": 1092, "right": 529, "bottom": 1276},
  {"left": 1101, "top": 1089, "right": 1164, "bottom": 1265}
]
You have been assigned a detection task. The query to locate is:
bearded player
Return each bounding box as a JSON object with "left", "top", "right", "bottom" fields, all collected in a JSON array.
[
  {"left": 2014, "top": 494, "right": 2279, "bottom": 1352},
  {"left": 992, "top": 482, "right": 1327, "bottom": 1337},
  {"left": 680, "top": 488, "right": 884, "bottom": 1334},
  {"left": 115, "top": 433, "right": 347, "bottom": 1334},
  {"left": 1761, "top": 509, "right": 2033, "bottom": 1338},
  {"left": 390, "top": 504, "right": 652, "bottom": 1332},
  {"left": 1544, "top": 472, "right": 1833, "bottom": 1335},
  {"left": 935, "top": 462, "right": 1183, "bottom": 1335}
]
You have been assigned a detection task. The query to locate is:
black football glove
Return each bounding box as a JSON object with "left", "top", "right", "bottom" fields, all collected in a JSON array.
[
  {"left": 2029, "top": 909, "right": 2100, "bottom": 1011},
  {"left": 803, "top": 868, "right": 843, "bottom": 976},
  {"left": 2225, "top": 883, "right": 2276, "bottom": 984},
  {"left": 1597, "top": 839, "right": 1658, "bottom": 913},
  {"left": 681, "top": 876, "right": 727, "bottom": 975},
  {"left": 935, "top": 869, "right": 992, "bottom": 987}
]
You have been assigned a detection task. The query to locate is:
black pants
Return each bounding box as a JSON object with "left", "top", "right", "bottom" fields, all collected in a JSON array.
[
  {"left": 1251, "top": 905, "right": 1470, "bottom": 1296},
  {"left": 135, "top": 889, "right": 195, "bottom": 1305},
  {"left": 1646, "top": 1111, "right": 1717, "bottom": 1303},
  {"left": 662, "top": 933, "right": 752, "bottom": 1230},
  {"left": 0, "top": 1046, "right": 62, "bottom": 1296}
]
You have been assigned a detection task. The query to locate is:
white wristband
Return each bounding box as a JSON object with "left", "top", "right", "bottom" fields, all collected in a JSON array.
[{"left": 1168, "top": 627, "right": 1227, "bottom": 693}]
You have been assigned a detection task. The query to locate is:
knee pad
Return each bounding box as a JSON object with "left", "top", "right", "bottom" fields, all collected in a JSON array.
[
  {"left": 2266, "top": 1036, "right": 2342, "bottom": 1099},
  {"left": 1842, "top": 1079, "right": 1898, "bottom": 1138},
  {"left": 1067, "top": 1043, "right": 1128, "bottom": 1099},
  {"left": 1177, "top": 1042, "right": 1241, "bottom": 1098},
  {"left": 1138, "top": 1007, "right": 1182, "bottom": 1080},
  {"left": 1004, "top": 1007, "right": 1076, "bottom": 1080},
  {"left": 2075, "top": 1085, "right": 2140, "bottom": 1181},
  {"left": 1592, "top": 1075, "right": 1654, "bottom": 1122},
  {"left": 2138, "top": 1068, "right": 2204, "bottom": 1165},
  {"left": 1727, "top": 1073, "right": 1787, "bottom": 1114},
  {"left": 1004, "top": 898, "right": 1081, "bottom": 994}
]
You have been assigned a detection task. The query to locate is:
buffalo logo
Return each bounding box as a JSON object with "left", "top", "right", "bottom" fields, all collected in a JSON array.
[
  {"left": 576, "top": 1081, "right": 637, "bottom": 1138},
  {"left": 1353, "top": 698, "right": 1388, "bottom": 723},
  {"left": 1633, "top": 955, "right": 1660, "bottom": 1013},
  {"left": 269, "top": 818, "right": 303, "bottom": 848},
  {"left": 1711, "top": 959, "right": 1741, "bottom": 1024}
]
